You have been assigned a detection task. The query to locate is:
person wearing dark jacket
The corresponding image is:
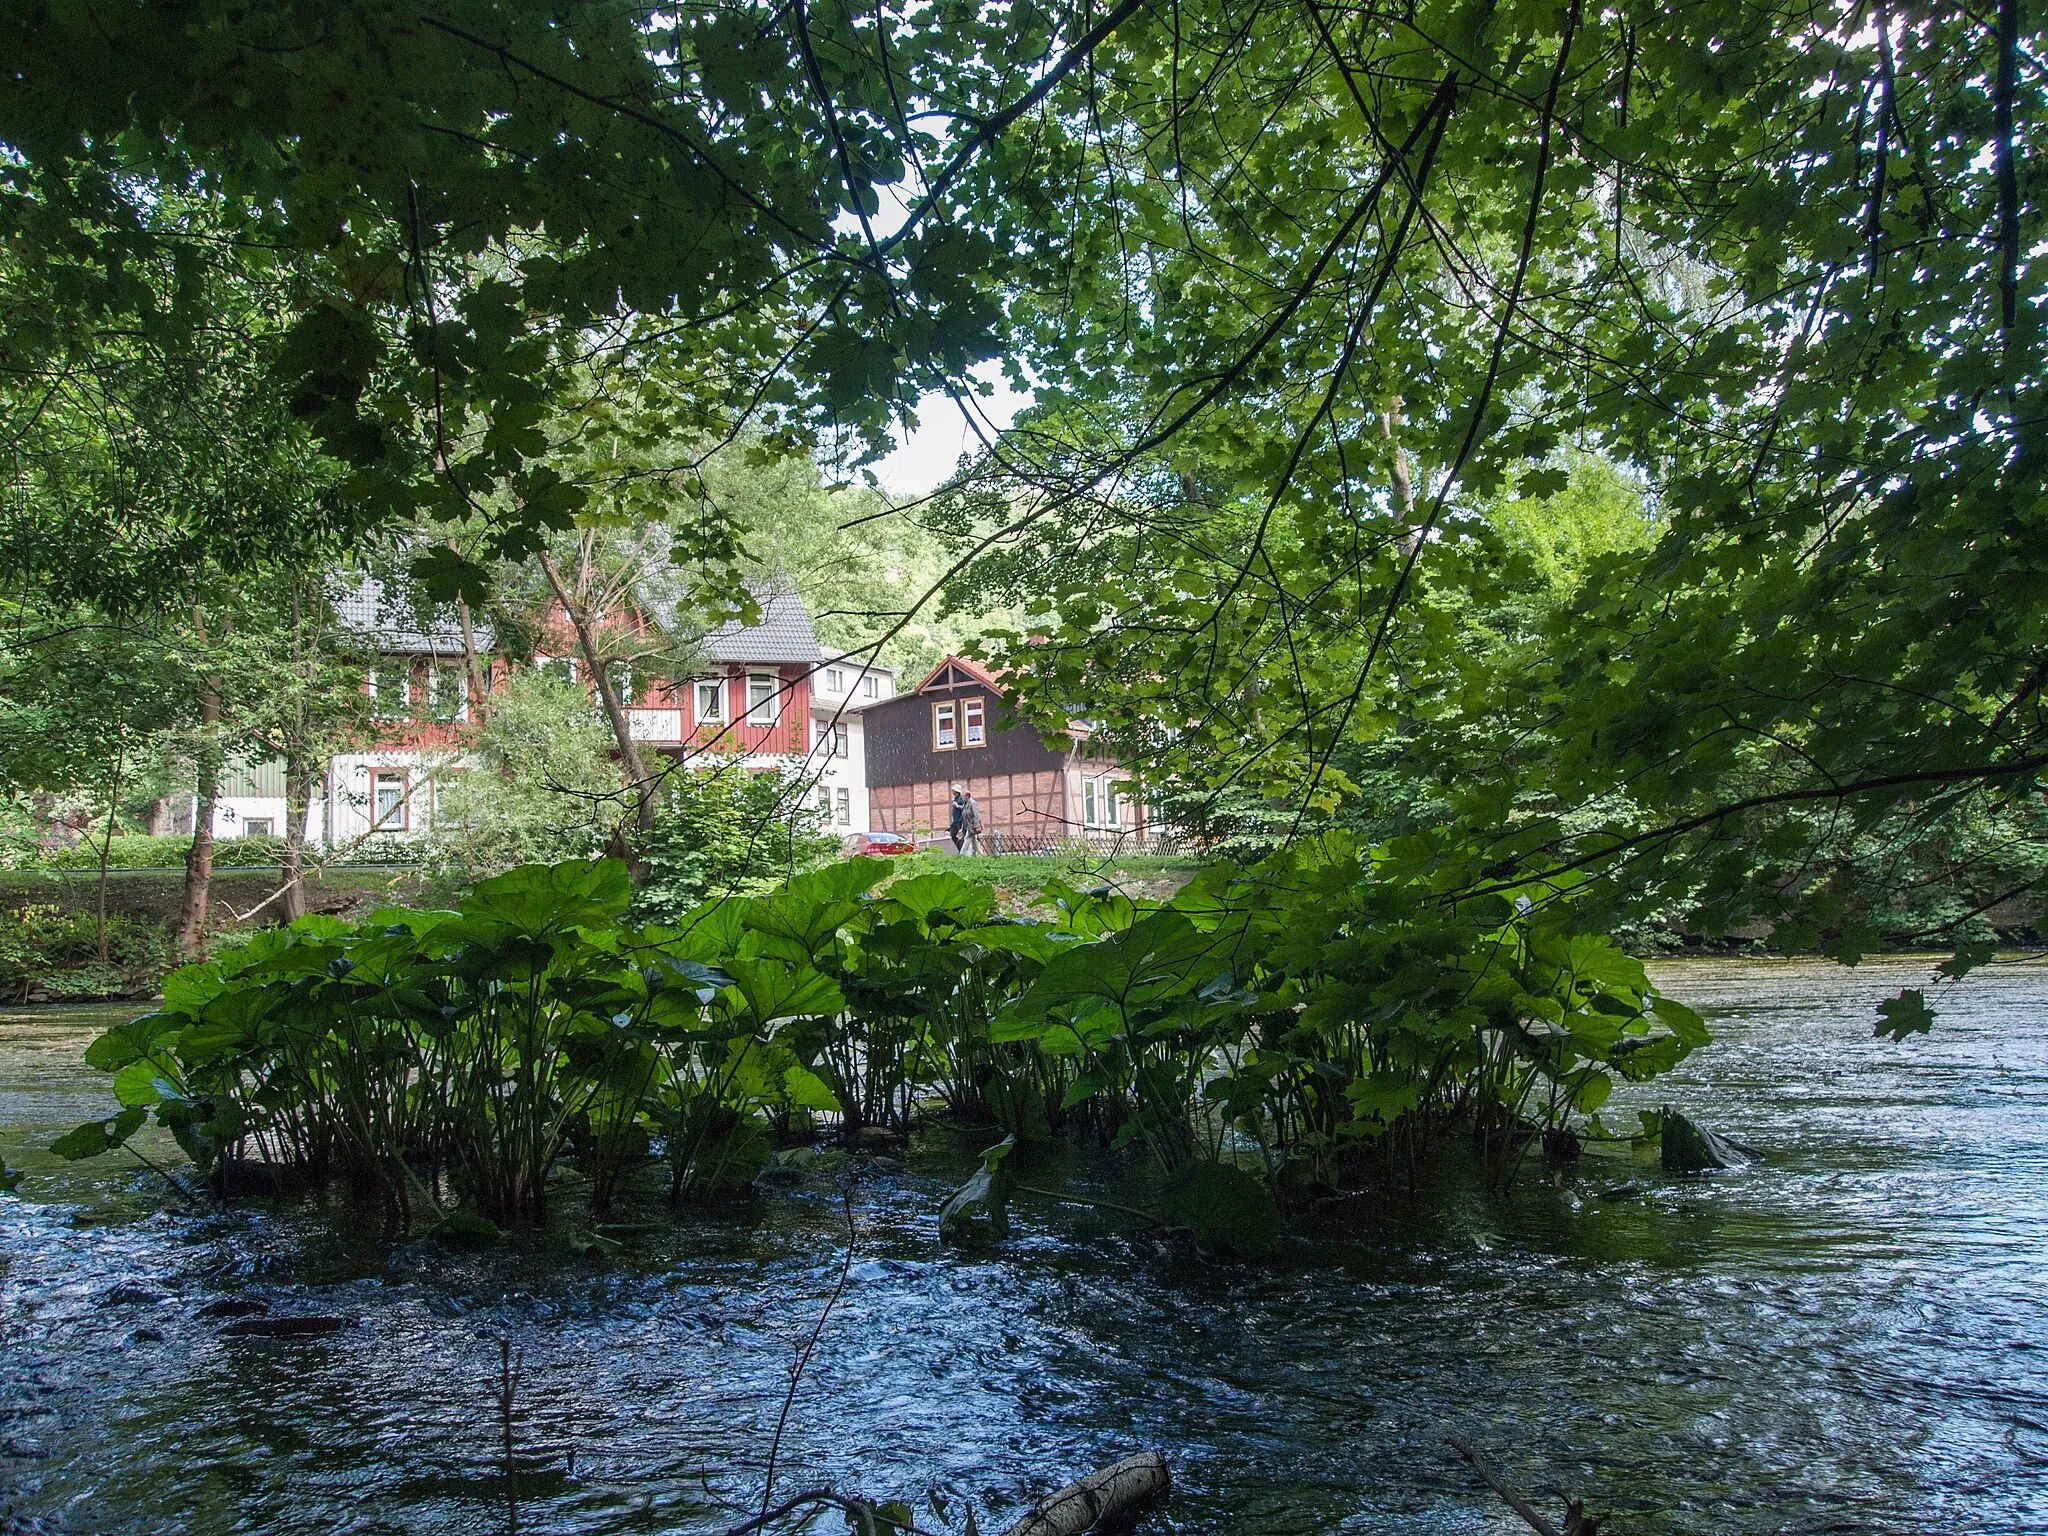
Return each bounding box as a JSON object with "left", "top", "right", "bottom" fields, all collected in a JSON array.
[{"left": 948, "top": 785, "right": 967, "bottom": 852}]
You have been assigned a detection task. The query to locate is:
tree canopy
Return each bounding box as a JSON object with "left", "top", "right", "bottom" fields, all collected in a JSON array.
[{"left": 4, "top": 0, "right": 2042, "bottom": 968}]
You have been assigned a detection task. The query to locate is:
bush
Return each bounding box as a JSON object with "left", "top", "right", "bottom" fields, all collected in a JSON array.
[
  {"left": 634, "top": 764, "right": 840, "bottom": 920},
  {"left": 0, "top": 902, "right": 176, "bottom": 996},
  {"left": 419, "top": 671, "right": 620, "bottom": 894}
]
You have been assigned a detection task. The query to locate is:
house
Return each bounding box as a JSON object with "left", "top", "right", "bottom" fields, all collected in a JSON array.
[
  {"left": 207, "top": 582, "right": 893, "bottom": 848},
  {"left": 208, "top": 577, "right": 499, "bottom": 848},
  {"left": 861, "top": 656, "right": 1149, "bottom": 850},
  {"left": 611, "top": 589, "right": 894, "bottom": 833}
]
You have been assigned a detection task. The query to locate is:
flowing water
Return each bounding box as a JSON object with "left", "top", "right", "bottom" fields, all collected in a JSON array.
[{"left": 2, "top": 958, "right": 2045, "bottom": 1535}]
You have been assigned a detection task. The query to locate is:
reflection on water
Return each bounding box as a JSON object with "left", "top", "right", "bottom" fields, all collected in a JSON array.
[{"left": 2, "top": 961, "right": 2046, "bottom": 1535}]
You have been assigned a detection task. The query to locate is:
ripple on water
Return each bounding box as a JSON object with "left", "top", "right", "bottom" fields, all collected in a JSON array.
[{"left": 2, "top": 965, "right": 2047, "bottom": 1534}]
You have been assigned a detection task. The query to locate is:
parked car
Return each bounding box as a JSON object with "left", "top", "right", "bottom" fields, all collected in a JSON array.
[{"left": 846, "top": 831, "right": 918, "bottom": 856}]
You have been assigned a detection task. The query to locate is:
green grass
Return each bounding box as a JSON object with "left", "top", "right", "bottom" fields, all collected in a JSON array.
[{"left": 881, "top": 850, "right": 1207, "bottom": 910}]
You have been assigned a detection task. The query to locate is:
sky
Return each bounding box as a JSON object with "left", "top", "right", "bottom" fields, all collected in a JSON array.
[{"left": 866, "top": 362, "right": 1033, "bottom": 498}]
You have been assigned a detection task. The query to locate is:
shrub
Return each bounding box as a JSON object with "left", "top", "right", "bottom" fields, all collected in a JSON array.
[
  {"left": 634, "top": 763, "right": 840, "bottom": 921},
  {"left": 0, "top": 902, "right": 176, "bottom": 996}
]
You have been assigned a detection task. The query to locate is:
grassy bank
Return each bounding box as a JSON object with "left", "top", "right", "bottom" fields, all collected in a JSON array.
[
  {"left": 881, "top": 850, "right": 1207, "bottom": 911},
  {"left": 0, "top": 865, "right": 426, "bottom": 1001}
]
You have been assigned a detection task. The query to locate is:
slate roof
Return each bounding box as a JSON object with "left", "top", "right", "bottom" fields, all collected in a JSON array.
[
  {"left": 701, "top": 588, "right": 824, "bottom": 664},
  {"left": 331, "top": 575, "right": 491, "bottom": 657}
]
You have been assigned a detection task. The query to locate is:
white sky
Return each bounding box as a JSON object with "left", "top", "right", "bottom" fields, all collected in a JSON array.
[{"left": 867, "top": 362, "right": 1032, "bottom": 499}]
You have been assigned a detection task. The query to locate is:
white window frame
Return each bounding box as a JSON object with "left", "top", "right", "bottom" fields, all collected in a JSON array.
[
  {"left": 368, "top": 663, "right": 412, "bottom": 721},
  {"left": 429, "top": 662, "right": 469, "bottom": 723},
  {"left": 824, "top": 666, "right": 845, "bottom": 693},
  {"left": 243, "top": 818, "right": 275, "bottom": 839},
  {"left": 963, "top": 696, "right": 986, "bottom": 748},
  {"left": 835, "top": 787, "right": 851, "bottom": 825},
  {"left": 372, "top": 769, "right": 409, "bottom": 831},
  {"left": 933, "top": 700, "right": 957, "bottom": 750},
  {"left": 862, "top": 674, "right": 879, "bottom": 698},
  {"left": 695, "top": 679, "right": 725, "bottom": 724},
  {"left": 1083, "top": 778, "right": 1101, "bottom": 827},
  {"left": 746, "top": 672, "right": 780, "bottom": 725}
]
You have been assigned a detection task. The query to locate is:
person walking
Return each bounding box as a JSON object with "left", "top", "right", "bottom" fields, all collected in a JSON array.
[
  {"left": 959, "top": 788, "right": 984, "bottom": 856},
  {"left": 948, "top": 785, "right": 967, "bottom": 852}
]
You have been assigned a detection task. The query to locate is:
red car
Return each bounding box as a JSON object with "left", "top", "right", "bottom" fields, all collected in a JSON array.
[{"left": 847, "top": 831, "right": 918, "bottom": 856}]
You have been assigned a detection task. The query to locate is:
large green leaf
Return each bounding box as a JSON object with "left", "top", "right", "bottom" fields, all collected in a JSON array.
[
  {"left": 50, "top": 1107, "right": 146, "bottom": 1161},
  {"left": 1158, "top": 1161, "right": 1280, "bottom": 1257},
  {"left": 718, "top": 957, "right": 846, "bottom": 1026},
  {"left": 466, "top": 859, "right": 632, "bottom": 936}
]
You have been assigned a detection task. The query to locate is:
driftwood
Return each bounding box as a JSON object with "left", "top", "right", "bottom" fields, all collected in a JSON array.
[
  {"left": 725, "top": 1455, "right": 1170, "bottom": 1536},
  {"left": 1441, "top": 1429, "right": 1597, "bottom": 1536},
  {"left": 994, "top": 1454, "right": 1172, "bottom": 1536}
]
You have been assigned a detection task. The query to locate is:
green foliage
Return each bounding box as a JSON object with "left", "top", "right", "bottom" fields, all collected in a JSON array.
[
  {"left": 0, "top": 903, "right": 175, "bottom": 996},
  {"left": 61, "top": 843, "right": 1707, "bottom": 1244},
  {"left": 420, "top": 669, "right": 621, "bottom": 889},
  {"left": 635, "top": 764, "right": 841, "bottom": 920}
]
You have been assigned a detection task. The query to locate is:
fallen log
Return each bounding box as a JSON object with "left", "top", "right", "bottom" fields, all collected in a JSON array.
[{"left": 994, "top": 1454, "right": 1171, "bottom": 1536}]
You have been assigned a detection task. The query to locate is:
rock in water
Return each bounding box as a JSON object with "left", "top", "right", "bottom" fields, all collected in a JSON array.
[{"left": 1661, "top": 1109, "right": 1752, "bottom": 1172}]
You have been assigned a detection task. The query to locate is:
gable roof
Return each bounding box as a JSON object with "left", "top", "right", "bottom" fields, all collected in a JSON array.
[
  {"left": 701, "top": 588, "right": 824, "bottom": 664},
  {"left": 916, "top": 654, "right": 1005, "bottom": 692}
]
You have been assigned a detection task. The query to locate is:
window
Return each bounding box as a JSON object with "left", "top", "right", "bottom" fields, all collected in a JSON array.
[
  {"left": 963, "top": 696, "right": 986, "bottom": 748},
  {"left": 1106, "top": 782, "right": 1123, "bottom": 826},
  {"left": 428, "top": 663, "right": 468, "bottom": 724},
  {"left": 833, "top": 722, "right": 849, "bottom": 758},
  {"left": 695, "top": 679, "right": 725, "bottom": 724},
  {"left": 368, "top": 663, "right": 411, "bottom": 721},
  {"left": 862, "top": 674, "right": 879, "bottom": 698},
  {"left": 746, "top": 673, "right": 780, "bottom": 724},
  {"left": 933, "top": 700, "right": 957, "bottom": 749},
  {"left": 835, "top": 787, "right": 851, "bottom": 825},
  {"left": 824, "top": 666, "right": 845, "bottom": 693},
  {"left": 243, "top": 819, "right": 275, "bottom": 839},
  {"left": 372, "top": 770, "right": 408, "bottom": 831},
  {"left": 1083, "top": 778, "right": 1101, "bottom": 827},
  {"left": 539, "top": 655, "right": 578, "bottom": 684}
]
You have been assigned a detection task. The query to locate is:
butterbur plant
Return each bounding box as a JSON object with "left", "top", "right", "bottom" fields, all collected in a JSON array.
[{"left": 55, "top": 841, "right": 1711, "bottom": 1249}]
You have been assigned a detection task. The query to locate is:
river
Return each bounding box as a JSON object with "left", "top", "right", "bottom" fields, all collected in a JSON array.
[{"left": 1, "top": 958, "right": 2043, "bottom": 1535}]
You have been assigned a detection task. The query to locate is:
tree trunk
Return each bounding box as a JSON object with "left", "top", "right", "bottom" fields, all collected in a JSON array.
[
  {"left": 281, "top": 746, "right": 314, "bottom": 924},
  {"left": 179, "top": 607, "right": 221, "bottom": 957},
  {"left": 95, "top": 752, "right": 124, "bottom": 964},
  {"left": 536, "top": 549, "right": 656, "bottom": 837},
  {"left": 146, "top": 795, "right": 175, "bottom": 837},
  {"left": 456, "top": 594, "right": 488, "bottom": 721}
]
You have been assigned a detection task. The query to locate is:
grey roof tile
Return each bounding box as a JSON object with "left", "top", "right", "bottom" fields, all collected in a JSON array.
[
  {"left": 702, "top": 587, "right": 823, "bottom": 663},
  {"left": 331, "top": 575, "right": 492, "bottom": 656}
]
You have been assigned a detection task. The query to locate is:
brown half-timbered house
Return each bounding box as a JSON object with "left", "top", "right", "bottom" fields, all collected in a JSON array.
[{"left": 862, "top": 656, "right": 1149, "bottom": 850}]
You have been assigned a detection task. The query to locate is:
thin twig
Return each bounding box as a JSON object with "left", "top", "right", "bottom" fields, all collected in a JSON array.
[
  {"left": 1441, "top": 1427, "right": 1561, "bottom": 1536},
  {"left": 757, "top": 1186, "right": 858, "bottom": 1530}
]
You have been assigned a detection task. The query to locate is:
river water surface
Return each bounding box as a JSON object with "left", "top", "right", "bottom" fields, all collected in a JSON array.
[{"left": 2, "top": 958, "right": 2044, "bottom": 1535}]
